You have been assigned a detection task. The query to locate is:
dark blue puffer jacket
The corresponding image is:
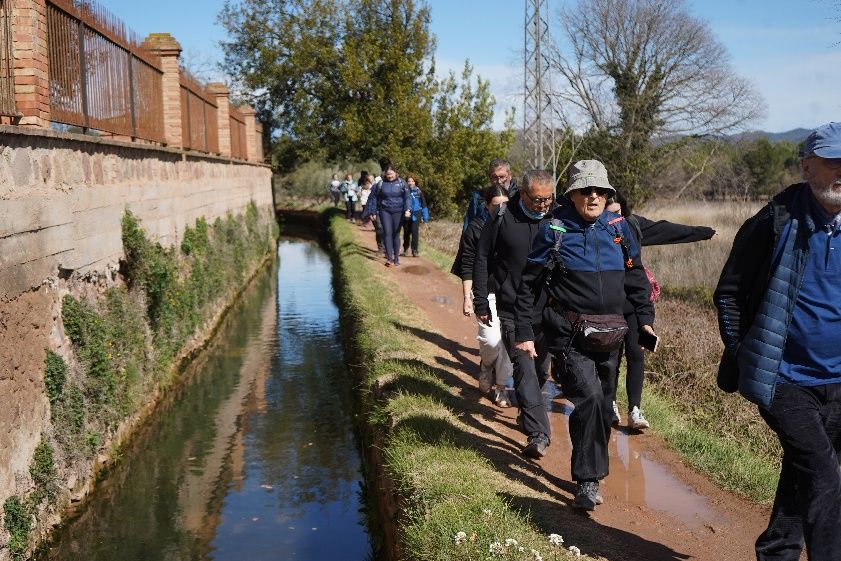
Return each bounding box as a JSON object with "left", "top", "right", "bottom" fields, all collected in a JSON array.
[{"left": 715, "top": 183, "right": 814, "bottom": 407}]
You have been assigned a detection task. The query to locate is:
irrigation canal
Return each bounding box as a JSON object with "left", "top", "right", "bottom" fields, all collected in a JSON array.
[{"left": 39, "top": 238, "right": 373, "bottom": 561}]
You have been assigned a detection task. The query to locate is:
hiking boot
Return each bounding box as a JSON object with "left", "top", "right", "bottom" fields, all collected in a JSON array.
[
  {"left": 629, "top": 406, "right": 650, "bottom": 430},
  {"left": 573, "top": 481, "right": 600, "bottom": 511},
  {"left": 385, "top": 261, "right": 393, "bottom": 268},
  {"left": 400, "top": 250, "right": 407, "bottom": 257},
  {"left": 492, "top": 386, "right": 510, "bottom": 408},
  {"left": 523, "top": 433, "right": 550, "bottom": 459},
  {"left": 611, "top": 401, "right": 621, "bottom": 425},
  {"left": 412, "top": 251, "right": 419, "bottom": 257}
]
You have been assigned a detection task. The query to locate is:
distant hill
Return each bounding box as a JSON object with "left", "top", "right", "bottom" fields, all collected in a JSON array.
[{"left": 732, "top": 128, "right": 811, "bottom": 144}]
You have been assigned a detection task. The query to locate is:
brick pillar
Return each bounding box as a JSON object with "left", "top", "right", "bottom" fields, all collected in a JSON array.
[
  {"left": 207, "top": 83, "right": 231, "bottom": 158},
  {"left": 141, "top": 33, "right": 182, "bottom": 148},
  {"left": 12, "top": 0, "right": 51, "bottom": 127},
  {"left": 241, "top": 106, "right": 257, "bottom": 163}
]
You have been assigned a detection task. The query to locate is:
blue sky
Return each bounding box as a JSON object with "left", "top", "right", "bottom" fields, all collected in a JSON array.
[{"left": 107, "top": 0, "right": 840, "bottom": 133}]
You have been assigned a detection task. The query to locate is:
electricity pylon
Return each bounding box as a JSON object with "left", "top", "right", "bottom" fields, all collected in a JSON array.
[{"left": 523, "top": 0, "right": 557, "bottom": 188}]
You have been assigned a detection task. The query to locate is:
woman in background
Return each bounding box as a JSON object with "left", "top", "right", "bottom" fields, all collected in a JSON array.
[
  {"left": 401, "top": 174, "right": 429, "bottom": 257},
  {"left": 365, "top": 163, "right": 410, "bottom": 267}
]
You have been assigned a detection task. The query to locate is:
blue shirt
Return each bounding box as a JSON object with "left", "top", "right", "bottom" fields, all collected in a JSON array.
[{"left": 779, "top": 195, "right": 841, "bottom": 385}]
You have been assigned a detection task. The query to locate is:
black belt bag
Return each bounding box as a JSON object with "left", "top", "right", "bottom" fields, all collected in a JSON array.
[{"left": 564, "top": 311, "right": 628, "bottom": 353}]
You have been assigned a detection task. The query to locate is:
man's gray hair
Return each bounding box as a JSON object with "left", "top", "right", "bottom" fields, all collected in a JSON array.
[
  {"left": 522, "top": 169, "right": 554, "bottom": 193},
  {"left": 488, "top": 158, "right": 511, "bottom": 175}
]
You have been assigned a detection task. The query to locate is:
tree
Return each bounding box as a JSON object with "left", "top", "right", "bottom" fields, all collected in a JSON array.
[{"left": 549, "top": 0, "right": 765, "bottom": 205}]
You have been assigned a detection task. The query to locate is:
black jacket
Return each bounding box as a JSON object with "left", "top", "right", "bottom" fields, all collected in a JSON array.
[
  {"left": 451, "top": 216, "right": 486, "bottom": 281},
  {"left": 630, "top": 215, "right": 715, "bottom": 247},
  {"left": 472, "top": 192, "right": 554, "bottom": 322}
]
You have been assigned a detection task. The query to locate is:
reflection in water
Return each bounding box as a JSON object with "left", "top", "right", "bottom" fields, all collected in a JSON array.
[
  {"left": 41, "top": 240, "right": 371, "bottom": 561},
  {"left": 545, "top": 386, "right": 722, "bottom": 531}
]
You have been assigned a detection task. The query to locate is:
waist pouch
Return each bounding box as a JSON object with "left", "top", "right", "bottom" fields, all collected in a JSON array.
[{"left": 564, "top": 311, "right": 628, "bottom": 353}]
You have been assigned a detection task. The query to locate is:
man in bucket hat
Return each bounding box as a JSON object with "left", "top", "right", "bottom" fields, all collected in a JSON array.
[
  {"left": 513, "top": 160, "right": 656, "bottom": 510},
  {"left": 715, "top": 122, "right": 841, "bottom": 560}
]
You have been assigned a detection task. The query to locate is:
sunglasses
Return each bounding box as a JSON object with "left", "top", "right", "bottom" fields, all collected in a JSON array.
[
  {"left": 524, "top": 191, "right": 555, "bottom": 205},
  {"left": 573, "top": 187, "right": 611, "bottom": 197}
]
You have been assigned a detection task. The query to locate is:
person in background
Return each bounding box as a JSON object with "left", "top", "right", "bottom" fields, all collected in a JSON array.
[
  {"left": 452, "top": 184, "right": 513, "bottom": 407},
  {"left": 463, "top": 158, "right": 519, "bottom": 232},
  {"left": 715, "top": 122, "right": 841, "bottom": 561},
  {"left": 402, "top": 174, "right": 429, "bottom": 257},
  {"left": 605, "top": 191, "right": 715, "bottom": 430},
  {"left": 358, "top": 174, "right": 374, "bottom": 229},
  {"left": 342, "top": 173, "right": 358, "bottom": 223},
  {"left": 365, "top": 163, "right": 410, "bottom": 267},
  {"left": 327, "top": 173, "right": 342, "bottom": 207},
  {"left": 473, "top": 170, "right": 558, "bottom": 459},
  {"left": 514, "top": 160, "right": 655, "bottom": 510}
]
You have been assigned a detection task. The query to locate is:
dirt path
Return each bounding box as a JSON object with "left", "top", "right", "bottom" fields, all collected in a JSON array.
[{"left": 353, "top": 225, "right": 775, "bottom": 561}]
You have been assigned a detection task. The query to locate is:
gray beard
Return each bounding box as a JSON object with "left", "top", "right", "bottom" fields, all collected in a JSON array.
[{"left": 812, "top": 181, "right": 841, "bottom": 211}]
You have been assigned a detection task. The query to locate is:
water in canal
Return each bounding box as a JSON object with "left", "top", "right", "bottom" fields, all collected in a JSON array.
[{"left": 41, "top": 239, "right": 373, "bottom": 561}]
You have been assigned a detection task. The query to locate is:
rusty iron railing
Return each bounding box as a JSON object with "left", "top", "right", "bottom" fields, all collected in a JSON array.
[
  {"left": 229, "top": 105, "right": 247, "bottom": 160},
  {"left": 0, "top": 0, "right": 15, "bottom": 117},
  {"left": 46, "top": 0, "right": 164, "bottom": 142},
  {"left": 179, "top": 69, "right": 219, "bottom": 154}
]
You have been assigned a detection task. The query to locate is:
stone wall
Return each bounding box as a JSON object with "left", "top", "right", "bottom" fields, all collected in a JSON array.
[{"left": 0, "top": 125, "right": 274, "bottom": 534}]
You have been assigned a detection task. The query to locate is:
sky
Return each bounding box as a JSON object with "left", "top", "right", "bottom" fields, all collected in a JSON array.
[{"left": 106, "top": 0, "right": 840, "bottom": 134}]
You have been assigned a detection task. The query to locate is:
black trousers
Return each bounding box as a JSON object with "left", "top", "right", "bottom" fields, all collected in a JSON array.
[
  {"left": 543, "top": 307, "right": 619, "bottom": 482},
  {"left": 755, "top": 381, "right": 841, "bottom": 561},
  {"left": 499, "top": 315, "right": 551, "bottom": 439},
  {"left": 402, "top": 217, "right": 420, "bottom": 255},
  {"left": 616, "top": 310, "right": 645, "bottom": 410}
]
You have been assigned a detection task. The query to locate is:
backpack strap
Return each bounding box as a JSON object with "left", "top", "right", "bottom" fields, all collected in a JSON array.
[
  {"left": 607, "top": 216, "right": 633, "bottom": 270},
  {"left": 545, "top": 218, "right": 566, "bottom": 275}
]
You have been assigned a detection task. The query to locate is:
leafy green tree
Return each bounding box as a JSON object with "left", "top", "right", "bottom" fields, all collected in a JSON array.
[{"left": 737, "top": 138, "right": 799, "bottom": 197}]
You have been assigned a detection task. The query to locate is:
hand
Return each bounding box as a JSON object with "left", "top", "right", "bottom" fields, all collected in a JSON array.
[
  {"left": 477, "top": 313, "right": 491, "bottom": 326},
  {"left": 404, "top": 210, "right": 411, "bottom": 218},
  {"left": 641, "top": 324, "right": 657, "bottom": 337},
  {"left": 370, "top": 214, "right": 377, "bottom": 221},
  {"left": 515, "top": 340, "right": 537, "bottom": 358},
  {"left": 463, "top": 297, "right": 474, "bottom": 317}
]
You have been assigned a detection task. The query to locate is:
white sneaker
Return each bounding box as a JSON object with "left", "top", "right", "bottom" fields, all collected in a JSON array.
[
  {"left": 629, "top": 406, "right": 650, "bottom": 430},
  {"left": 611, "top": 401, "right": 621, "bottom": 425}
]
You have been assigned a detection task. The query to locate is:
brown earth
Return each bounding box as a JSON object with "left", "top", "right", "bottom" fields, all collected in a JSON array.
[{"left": 353, "top": 224, "right": 779, "bottom": 561}]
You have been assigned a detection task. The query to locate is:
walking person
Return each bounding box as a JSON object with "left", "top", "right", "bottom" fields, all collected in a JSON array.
[
  {"left": 342, "top": 173, "right": 358, "bottom": 222},
  {"left": 463, "top": 158, "right": 519, "bottom": 231},
  {"left": 452, "top": 185, "right": 513, "bottom": 406},
  {"left": 473, "top": 169, "right": 558, "bottom": 458},
  {"left": 402, "top": 174, "right": 429, "bottom": 257},
  {"left": 358, "top": 174, "right": 374, "bottom": 229},
  {"left": 365, "top": 163, "right": 410, "bottom": 267},
  {"left": 605, "top": 191, "right": 716, "bottom": 430},
  {"left": 327, "top": 173, "right": 342, "bottom": 207},
  {"left": 715, "top": 122, "right": 841, "bottom": 561},
  {"left": 514, "top": 160, "right": 655, "bottom": 510}
]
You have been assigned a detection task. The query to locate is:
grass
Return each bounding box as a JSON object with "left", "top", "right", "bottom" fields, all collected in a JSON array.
[
  {"left": 329, "top": 213, "right": 593, "bottom": 561},
  {"left": 417, "top": 200, "right": 782, "bottom": 505}
]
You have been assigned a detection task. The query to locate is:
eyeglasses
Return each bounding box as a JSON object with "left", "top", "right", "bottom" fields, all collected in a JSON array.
[
  {"left": 573, "top": 187, "right": 611, "bottom": 198},
  {"left": 524, "top": 191, "right": 554, "bottom": 205}
]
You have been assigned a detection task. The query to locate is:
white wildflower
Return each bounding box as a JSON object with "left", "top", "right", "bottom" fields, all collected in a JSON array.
[
  {"left": 569, "top": 545, "right": 582, "bottom": 557},
  {"left": 530, "top": 548, "right": 543, "bottom": 561},
  {"left": 482, "top": 508, "right": 492, "bottom": 517},
  {"left": 518, "top": 546, "right": 525, "bottom": 552},
  {"left": 548, "top": 533, "right": 564, "bottom": 547},
  {"left": 489, "top": 541, "right": 505, "bottom": 555},
  {"left": 453, "top": 531, "right": 467, "bottom": 545},
  {"left": 504, "top": 538, "right": 519, "bottom": 547}
]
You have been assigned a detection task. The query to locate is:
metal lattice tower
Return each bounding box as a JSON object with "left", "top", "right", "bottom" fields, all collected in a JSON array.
[{"left": 523, "top": 0, "right": 557, "bottom": 187}]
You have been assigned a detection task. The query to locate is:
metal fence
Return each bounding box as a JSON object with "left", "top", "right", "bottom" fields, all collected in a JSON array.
[
  {"left": 229, "top": 105, "right": 247, "bottom": 160},
  {"left": 0, "top": 0, "right": 15, "bottom": 116},
  {"left": 46, "top": 0, "right": 164, "bottom": 142},
  {"left": 180, "top": 70, "right": 219, "bottom": 154}
]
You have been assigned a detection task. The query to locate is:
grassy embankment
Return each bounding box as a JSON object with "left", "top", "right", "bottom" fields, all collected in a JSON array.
[
  {"left": 329, "top": 214, "right": 592, "bottom": 561},
  {"left": 422, "top": 201, "right": 780, "bottom": 504}
]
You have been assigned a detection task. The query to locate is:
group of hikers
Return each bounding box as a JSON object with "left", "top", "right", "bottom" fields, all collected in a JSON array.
[
  {"left": 451, "top": 158, "right": 716, "bottom": 512},
  {"left": 328, "top": 164, "right": 429, "bottom": 266},
  {"left": 336, "top": 121, "right": 841, "bottom": 560}
]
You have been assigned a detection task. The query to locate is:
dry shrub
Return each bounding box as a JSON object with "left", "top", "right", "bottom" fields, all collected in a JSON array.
[
  {"left": 423, "top": 219, "right": 462, "bottom": 257},
  {"left": 646, "top": 298, "right": 780, "bottom": 464}
]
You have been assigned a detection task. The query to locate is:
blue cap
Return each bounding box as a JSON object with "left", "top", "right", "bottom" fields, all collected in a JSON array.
[{"left": 800, "top": 122, "right": 841, "bottom": 158}]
